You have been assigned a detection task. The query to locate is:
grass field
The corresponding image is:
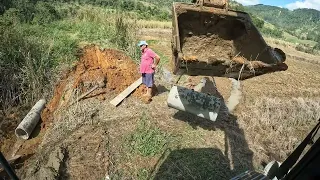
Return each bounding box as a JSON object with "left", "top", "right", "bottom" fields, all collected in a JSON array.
[{"left": 263, "top": 21, "right": 317, "bottom": 47}]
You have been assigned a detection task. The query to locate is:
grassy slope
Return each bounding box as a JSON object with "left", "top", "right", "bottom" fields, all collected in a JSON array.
[
  {"left": 229, "top": 1, "right": 318, "bottom": 48},
  {"left": 262, "top": 21, "right": 317, "bottom": 46},
  {"left": 245, "top": 4, "right": 320, "bottom": 44}
]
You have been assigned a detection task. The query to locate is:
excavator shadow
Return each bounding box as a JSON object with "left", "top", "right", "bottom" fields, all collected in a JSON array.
[
  {"left": 152, "top": 148, "right": 237, "bottom": 179},
  {"left": 152, "top": 112, "right": 254, "bottom": 179},
  {"left": 181, "top": 62, "right": 288, "bottom": 80},
  {"left": 153, "top": 78, "right": 254, "bottom": 179}
]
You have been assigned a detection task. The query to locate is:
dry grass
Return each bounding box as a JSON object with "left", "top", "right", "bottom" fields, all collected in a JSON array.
[
  {"left": 266, "top": 37, "right": 320, "bottom": 64},
  {"left": 265, "top": 37, "right": 292, "bottom": 48},
  {"left": 17, "top": 98, "right": 110, "bottom": 179},
  {"left": 238, "top": 97, "right": 320, "bottom": 167},
  {"left": 136, "top": 20, "right": 171, "bottom": 29},
  {"left": 71, "top": 5, "right": 172, "bottom": 29},
  {"left": 236, "top": 53, "right": 320, "bottom": 167},
  {"left": 139, "top": 29, "right": 320, "bottom": 171},
  {"left": 41, "top": 102, "right": 95, "bottom": 148}
]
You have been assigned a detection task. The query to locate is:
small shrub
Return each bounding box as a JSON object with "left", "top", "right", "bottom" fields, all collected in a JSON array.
[
  {"left": 0, "top": 8, "right": 20, "bottom": 25},
  {"left": 112, "top": 15, "right": 129, "bottom": 51},
  {"left": 296, "top": 44, "right": 315, "bottom": 54},
  {"left": 261, "top": 27, "right": 283, "bottom": 38},
  {"left": 13, "top": 0, "right": 36, "bottom": 23},
  {"left": 314, "top": 43, "right": 320, "bottom": 51},
  {"left": 32, "top": 2, "right": 61, "bottom": 24},
  {"left": 137, "top": 168, "right": 149, "bottom": 180},
  {"left": 0, "top": 26, "right": 58, "bottom": 108},
  {"left": 295, "top": 44, "right": 304, "bottom": 52},
  {"left": 304, "top": 47, "right": 315, "bottom": 54},
  {"left": 251, "top": 15, "right": 264, "bottom": 29},
  {"left": 111, "top": 14, "right": 140, "bottom": 62}
]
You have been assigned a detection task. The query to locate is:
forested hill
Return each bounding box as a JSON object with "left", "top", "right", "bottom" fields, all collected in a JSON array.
[
  {"left": 1, "top": 0, "right": 319, "bottom": 50},
  {"left": 245, "top": 4, "right": 320, "bottom": 42}
]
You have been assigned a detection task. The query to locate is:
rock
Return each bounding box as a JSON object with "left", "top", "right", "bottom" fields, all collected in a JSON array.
[
  {"left": 39, "top": 167, "right": 58, "bottom": 180},
  {"left": 162, "top": 68, "right": 173, "bottom": 84},
  {"left": 46, "top": 147, "right": 64, "bottom": 172}
]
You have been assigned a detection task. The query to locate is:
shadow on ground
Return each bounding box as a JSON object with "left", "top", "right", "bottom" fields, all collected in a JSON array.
[
  {"left": 156, "top": 84, "right": 169, "bottom": 95},
  {"left": 153, "top": 148, "right": 234, "bottom": 179},
  {"left": 152, "top": 77, "right": 254, "bottom": 179},
  {"left": 29, "top": 118, "right": 42, "bottom": 139}
]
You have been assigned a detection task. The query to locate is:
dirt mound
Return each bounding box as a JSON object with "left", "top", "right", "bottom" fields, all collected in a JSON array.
[
  {"left": 7, "top": 45, "right": 147, "bottom": 159},
  {"left": 15, "top": 46, "right": 149, "bottom": 178},
  {"left": 74, "top": 46, "right": 144, "bottom": 94},
  {"left": 42, "top": 45, "right": 146, "bottom": 124}
]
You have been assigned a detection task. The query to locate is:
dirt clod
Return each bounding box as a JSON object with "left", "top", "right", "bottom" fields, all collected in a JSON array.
[{"left": 46, "top": 147, "right": 65, "bottom": 172}]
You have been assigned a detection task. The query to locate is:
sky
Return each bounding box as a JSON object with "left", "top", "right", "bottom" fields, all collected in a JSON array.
[{"left": 235, "top": 0, "right": 320, "bottom": 11}]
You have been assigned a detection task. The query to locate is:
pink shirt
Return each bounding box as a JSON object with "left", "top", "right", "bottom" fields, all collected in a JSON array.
[{"left": 140, "top": 48, "right": 156, "bottom": 74}]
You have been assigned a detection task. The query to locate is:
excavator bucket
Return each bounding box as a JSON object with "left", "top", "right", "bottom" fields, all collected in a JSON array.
[
  {"left": 171, "top": 1, "right": 287, "bottom": 79},
  {"left": 167, "top": 1, "right": 287, "bottom": 121}
]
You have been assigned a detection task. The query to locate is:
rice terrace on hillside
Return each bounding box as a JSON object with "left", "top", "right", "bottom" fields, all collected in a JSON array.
[{"left": 0, "top": 0, "right": 320, "bottom": 179}]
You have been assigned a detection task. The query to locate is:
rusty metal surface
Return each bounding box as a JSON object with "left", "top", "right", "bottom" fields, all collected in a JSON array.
[
  {"left": 203, "top": 0, "right": 227, "bottom": 8},
  {"left": 173, "top": 2, "right": 248, "bottom": 17}
]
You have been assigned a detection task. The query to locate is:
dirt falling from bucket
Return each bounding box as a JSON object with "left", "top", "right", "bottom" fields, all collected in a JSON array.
[{"left": 226, "top": 78, "right": 242, "bottom": 112}]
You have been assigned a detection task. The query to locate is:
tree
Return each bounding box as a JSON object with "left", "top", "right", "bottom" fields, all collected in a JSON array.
[{"left": 251, "top": 15, "right": 264, "bottom": 29}]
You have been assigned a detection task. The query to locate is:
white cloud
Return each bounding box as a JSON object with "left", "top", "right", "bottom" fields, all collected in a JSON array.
[
  {"left": 234, "top": 0, "right": 260, "bottom": 6},
  {"left": 286, "top": 0, "right": 320, "bottom": 10}
]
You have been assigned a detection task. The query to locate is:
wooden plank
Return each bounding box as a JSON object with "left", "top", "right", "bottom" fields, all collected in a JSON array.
[{"left": 110, "top": 77, "right": 142, "bottom": 106}]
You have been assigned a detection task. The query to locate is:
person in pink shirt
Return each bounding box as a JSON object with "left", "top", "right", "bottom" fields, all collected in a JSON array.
[{"left": 138, "top": 41, "right": 160, "bottom": 97}]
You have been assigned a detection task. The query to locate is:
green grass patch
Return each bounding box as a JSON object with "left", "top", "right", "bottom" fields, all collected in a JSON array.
[
  {"left": 137, "top": 168, "right": 150, "bottom": 180},
  {"left": 154, "top": 50, "right": 169, "bottom": 68},
  {"left": 283, "top": 32, "right": 317, "bottom": 46},
  {"left": 126, "top": 113, "right": 169, "bottom": 157}
]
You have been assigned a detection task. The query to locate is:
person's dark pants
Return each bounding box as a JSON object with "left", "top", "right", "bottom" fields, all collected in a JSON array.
[{"left": 142, "top": 73, "right": 154, "bottom": 88}]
